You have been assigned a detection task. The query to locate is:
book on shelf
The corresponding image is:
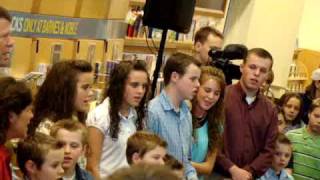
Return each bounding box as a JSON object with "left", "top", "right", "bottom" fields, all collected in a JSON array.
[
  {"left": 126, "top": 7, "right": 145, "bottom": 38},
  {"left": 123, "top": 53, "right": 156, "bottom": 77},
  {"left": 122, "top": 52, "right": 170, "bottom": 79},
  {"left": 104, "top": 60, "right": 119, "bottom": 76}
]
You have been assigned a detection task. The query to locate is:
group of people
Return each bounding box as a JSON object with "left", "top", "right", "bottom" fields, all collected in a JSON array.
[{"left": 1, "top": 5, "right": 320, "bottom": 180}]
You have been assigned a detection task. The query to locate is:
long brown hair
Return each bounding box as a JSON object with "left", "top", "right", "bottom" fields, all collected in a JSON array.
[
  {"left": 28, "top": 60, "right": 92, "bottom": 135},
  {"left": 192, "top": 66, "right": 225, "bottom": 152},
  {"left": 105, "top": 60, "right": 150, "bottom": 139},
  {"left": 278, "top": 92, "right": 303, "bottom": 126}
]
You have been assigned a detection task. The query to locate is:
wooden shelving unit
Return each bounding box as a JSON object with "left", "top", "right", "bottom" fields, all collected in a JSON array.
[
  {"left": 194, "top": 7, "right": 224, "bottom": 18},
  {"left": 287, "top": 56, "right": 309, "bottom": 93},
  {"left": 129, "top": 0, "right": 145, "bottom": 7},
  {"left": 287, "top": 77, "right": 308, "bottom": 81},
  {"left": 126, "top": 0, "right": 228, "bottom": 54},
  {"left": 124, "top": 37, "right": 194, "bottom": 54},
  {"left": 294, "top": 48, "right": 320, "bottom": 87}
]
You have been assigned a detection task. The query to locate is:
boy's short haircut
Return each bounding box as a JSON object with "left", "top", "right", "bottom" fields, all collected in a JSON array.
[
  {"left": 164, "top": 154, "right": 183, "bottom": 171},
  {"left": 308, "top": 98, "right": 320, "bottom": 113},
  {"left": 50, "top": 119, "right": 88, "bottom": 146},
  {"left": 163, "top": 52, "right": 201, "bottom": 86},
  {"left": 126, "top": 131, "right": 167, "bottom": 165},
  {"left": 245, "top": 48, "right": 273, "bottom": 69},
  {"left": 194, "top": 26, "right": 224, "bottom": 45},
  {"left": 276, "top": 133, "right": 292, "bottom": 146},
  {"left": 107, "top": 164, "right": 180, "bottom": 180},
  {"left": 16, "top": 132, "right": 64, "bottom": 176}
]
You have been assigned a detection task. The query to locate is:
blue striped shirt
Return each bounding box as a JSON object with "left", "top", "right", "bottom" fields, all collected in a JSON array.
[{"left": 147, "top": 90, "right": 198, "bottom": 180}]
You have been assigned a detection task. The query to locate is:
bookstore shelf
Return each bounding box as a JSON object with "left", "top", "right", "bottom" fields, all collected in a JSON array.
[
  {"left": 287, "top": 77, "right": 308, "bottom": 81},
  {"left": 287, "top": 55, "right": 309, "bottom": 93},
  {"left": 194, "top": 7, "right": 224, "bottom": 18},
  {"left": 129, "top": 0, "right": 145, "bottom": 6},
  {"left": 124, "top": 37, "right": 194, "bottom": 51}
]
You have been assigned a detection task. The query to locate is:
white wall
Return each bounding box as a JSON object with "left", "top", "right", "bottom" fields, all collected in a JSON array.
[
  {"left": 224, "top": 0, "right": 305, "bottom": 96},
  {"left": 298, "top": 0, "right": 320, "bottom": 51},
  {"left": 223, "top": 0, "right": 254, "bottom": 45}
]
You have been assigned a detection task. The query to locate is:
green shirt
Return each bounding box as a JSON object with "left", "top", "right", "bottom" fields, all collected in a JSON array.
[{"left": 286, "top": 127, "right": 320, "bottom": 180}]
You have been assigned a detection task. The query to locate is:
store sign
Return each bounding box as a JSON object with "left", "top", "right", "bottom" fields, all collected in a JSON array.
[{"left": 10, "top": 11, "right": 126, "bottom": 39}]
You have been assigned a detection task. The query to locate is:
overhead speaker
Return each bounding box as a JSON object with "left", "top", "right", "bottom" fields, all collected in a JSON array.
[{"left": 143, "top": 0, "right": 196, "bottom": 33}]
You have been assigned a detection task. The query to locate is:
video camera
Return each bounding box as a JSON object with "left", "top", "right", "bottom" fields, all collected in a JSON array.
[{"left": 208, "top": 44, "right": 248, "bottom": 84}]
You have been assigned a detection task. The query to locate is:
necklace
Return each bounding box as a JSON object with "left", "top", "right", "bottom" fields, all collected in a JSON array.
[{"left": 192, "top": 114, "right": 207, "bottom": 128}]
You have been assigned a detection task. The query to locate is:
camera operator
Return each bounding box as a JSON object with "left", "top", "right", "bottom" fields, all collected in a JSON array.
[{"left": 194, "top": 26, "right": 224, "bottom": 65}]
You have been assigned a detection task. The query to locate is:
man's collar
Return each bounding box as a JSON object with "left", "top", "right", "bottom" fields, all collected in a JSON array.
[{"left": 235, "top": 82, "right": 261, "bottom": 102}]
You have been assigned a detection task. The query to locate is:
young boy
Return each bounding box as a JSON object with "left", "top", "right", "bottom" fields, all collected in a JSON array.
[
  {"left": 16, "top": 132, "right": 64, "bottom": 180},
  {"left": 50, "top": 120, "right": 93, "bottom": 180},
  {"left": 287, "top": 98, "right": 320, "bottom": 179},
  {"left": 258, "top": 133, "right": 293, "bottom": 180},
  {"left": 126, "top": 131, "right": 167, "bottom": 165},
  {"left": 147, "top": 52, "right": 201, "bottom": 180}
]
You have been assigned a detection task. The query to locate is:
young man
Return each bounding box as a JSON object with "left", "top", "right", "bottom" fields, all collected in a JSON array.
[
  {"left": 216, "top": 48, "right": 278, "bottom": 180},
  {"left": 50, "top": 120, "right": 93, "bottom": 180},
  {"left": 126, "top": 131, "right": 167, "bottom": 166},
  {"left": 194, "top": 26, "right": 224, "bottom": 65},
  {"left": 287, "top": 98, "right": 320, "bottom": 179},
  {"left": 0, "top": 6, "right": 14, "bottom": 75},
  {"left": 16, "top": 133, "right": 65, "bottom": 180},
  {"left": 147, "top": 52, "right": 201, "bottom": 180}
]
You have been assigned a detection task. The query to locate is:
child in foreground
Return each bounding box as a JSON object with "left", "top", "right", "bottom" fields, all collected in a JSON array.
[
  {"left": 16, "top": 132, "right": 64, "bottom": 180},
  {"left": 50, "top": 120, "right": 93, "bottom": 180},
  {"left": 126, "top": 131, "right": 167, "bottom": 166},
  {"left": 258, "top": 133, "right": 293, "bottom": 180}
]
